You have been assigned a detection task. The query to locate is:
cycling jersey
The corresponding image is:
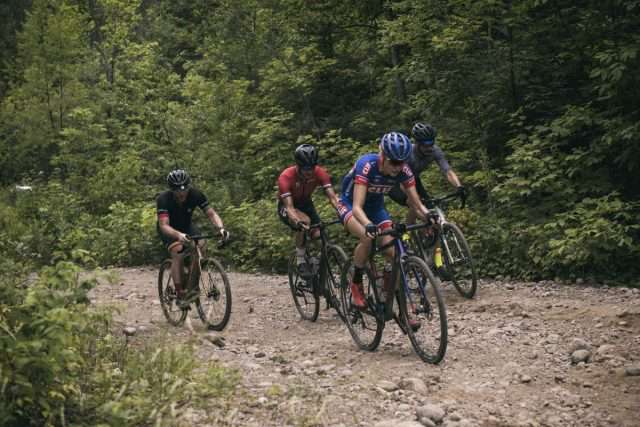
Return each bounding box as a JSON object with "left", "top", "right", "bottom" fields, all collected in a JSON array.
[
  {"left": 156, "top": 188, "right": 209, "bottom": 233},
  {"left": 277, "top": 165, "right": 332, "bottom": 203},
  {"left": 341, "top": 153, "right": 415, "bottom": 210},
  {"left": 388, "top": 143, "right": 450, "bottom": 206},
  {"left": 408, "top": 143, "right": 450, "bottom": 175}
]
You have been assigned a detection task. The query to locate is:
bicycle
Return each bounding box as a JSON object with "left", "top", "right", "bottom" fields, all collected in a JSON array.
[
  {"left": 287, "top": 219, "right": 349, "bottom": 322},
  {"left": 158, "top": 234, "right": 232, "bottom": 330},
  {"left": 410, "top": 192, "right": 477, "bottom": 299},
  {"left": 339, "top": 221, "right": 448, "bottom": 364}
]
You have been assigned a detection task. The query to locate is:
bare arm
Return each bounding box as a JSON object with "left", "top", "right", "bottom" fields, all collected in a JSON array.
[
  {"left": 405, "top": 186, "right": 430, "bottom": 221},
  {"left": 352, "top": 184, "right": 373, "bottom": 227},
  {"left": 446, "top": 169, "right": 462, "bottom": 188},
  {"left": 324, "top": 187, "right": 340, "bottom": 210},
  {"left": 159, "top": 216, "right": 187, "bottom": 242},
  {"left": 281, "top": 196, "right": 307, "bottom": 226},
  {"left": 205, "top": 207, "right": 225, "bottom": 231}
]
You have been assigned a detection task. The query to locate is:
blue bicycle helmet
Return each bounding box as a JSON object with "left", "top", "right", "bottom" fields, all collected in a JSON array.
[{"left": 380, "top": 132, "right": 413, "bottom": 161}]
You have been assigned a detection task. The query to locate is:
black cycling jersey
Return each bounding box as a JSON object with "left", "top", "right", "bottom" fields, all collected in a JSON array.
[{"left": 156, "top": 188, "right": 209, "bottom": 232}]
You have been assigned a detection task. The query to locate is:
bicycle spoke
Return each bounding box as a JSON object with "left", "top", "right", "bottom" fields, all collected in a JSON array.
[
  {"left": 401, "top": 256, "right": 448, "bottom": 364},
  {"left": 158, "top": 259, "right": 187, "bottom": 326},
  {"left": 440, "top": 223, "right": 477, "bottom": 298},
  {"left": 288, "top": 251, "right": 320, "bottom": 321},
  {"left": 339, "top": 262, "right": 383, "bottom": 351},
  {"left": 195, "top": 258, "right": 232, "bottom": 331}
]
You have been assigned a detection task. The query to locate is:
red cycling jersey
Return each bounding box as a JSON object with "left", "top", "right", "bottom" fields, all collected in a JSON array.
[{"left": 277, "top": 165, "right": 332, "bottom": 204}]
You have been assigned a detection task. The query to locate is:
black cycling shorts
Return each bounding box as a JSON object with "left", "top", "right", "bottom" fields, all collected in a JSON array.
[{"left": 277, "top": 199, "right": 321, "bottom": 231}]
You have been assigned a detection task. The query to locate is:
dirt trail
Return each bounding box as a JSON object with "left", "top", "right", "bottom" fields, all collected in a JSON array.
[{"left": 91, "top": 268, "right": 640, "bottom": 427}]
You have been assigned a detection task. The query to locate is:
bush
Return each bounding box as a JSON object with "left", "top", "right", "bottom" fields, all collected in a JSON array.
[{"left": 0, "top": 260, "right": 239, "bottom": 426}]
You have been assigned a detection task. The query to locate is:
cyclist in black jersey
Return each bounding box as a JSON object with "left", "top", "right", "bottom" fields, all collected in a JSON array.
[
  {"left": 157, "top": 169, "right": 229, "bottom": 303},
  {"left": 389, "top": 122, "right": 466, "bottom": 224}
]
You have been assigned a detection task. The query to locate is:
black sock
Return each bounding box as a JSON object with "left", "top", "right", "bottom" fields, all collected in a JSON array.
[{"left": 353, "top": 266, "right": 364, "bottom": 283}]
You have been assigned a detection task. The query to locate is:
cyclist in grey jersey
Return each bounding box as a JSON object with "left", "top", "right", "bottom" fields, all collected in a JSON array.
[{"left": 388, "top": 122, "right": 465, "bottom": 224}]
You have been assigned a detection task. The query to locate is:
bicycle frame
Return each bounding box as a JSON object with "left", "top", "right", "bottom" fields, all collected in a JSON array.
[
  {"left": 302, "top": 219, "right": 341, "bottom": 295},
  {"left": 181, "top": 235, "right": 215, "bottom": 292},
  {"left": 369, "top": 223, "right": 433, "bottom": 323},
  {"left": 412, "top": 193, "right": 463, "bottom": 265}
]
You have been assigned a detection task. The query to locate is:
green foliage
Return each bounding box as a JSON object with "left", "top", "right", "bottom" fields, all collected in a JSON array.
[
  {"left": 224, "top": 199, "right": 291, "bottom": 272},
  {"left": 0, "top": 261, "right": 239, "bottom": 426},
  {"left": 1, "top": 0, "right": 639, "bottom": 281}
]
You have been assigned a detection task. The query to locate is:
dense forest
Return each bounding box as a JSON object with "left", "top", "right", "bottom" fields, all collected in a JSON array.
[{"left": 1, "top": 1, "right": 639, "bottom": 424}]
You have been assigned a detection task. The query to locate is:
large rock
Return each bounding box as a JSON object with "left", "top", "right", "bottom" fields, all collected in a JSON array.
[
  {"left": 399, "top": 377, "right": 428, "bottom": 394},
  {"left": 624, "top": 365, "right": 640, "bottom": 376},
  {"left": 571, "top": 349, "right": 591, "bottom": 364},
  {"left": 416, "top": 403, "right": 445, "bottom": 423},
  {"left": 378, "top": 380, "right": 399, "bottom": 392},
  {"left": 594, "top": 344, "right": 616, "bottom": 362},
  {"left": 568, "top": 338, "right": 591, "bottom": 354}
]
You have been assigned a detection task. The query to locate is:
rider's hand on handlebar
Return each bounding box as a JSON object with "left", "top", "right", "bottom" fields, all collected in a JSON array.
[
  {"left": 177, "top": 232, "right": 189, "bottom": 243},
  {"left": 295, "top": 220, "right": 309, "bottom": 231},
  {"left": 364, "top": 223, "right": 378, "bottom": 239}
]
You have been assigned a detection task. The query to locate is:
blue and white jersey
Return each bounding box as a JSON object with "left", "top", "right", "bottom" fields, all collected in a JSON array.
[{"left": 341, "top": 153, "right": 415, "bottom": 210}]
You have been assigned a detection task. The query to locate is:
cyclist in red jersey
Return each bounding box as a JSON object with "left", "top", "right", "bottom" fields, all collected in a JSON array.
[{"left": 277, "top": 144, "right": 340, "bottom": 277}]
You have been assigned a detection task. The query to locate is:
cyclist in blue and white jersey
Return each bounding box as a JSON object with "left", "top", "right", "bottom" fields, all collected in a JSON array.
[{"left": 336, "top": 132, "right": 432, "bottom": 308}]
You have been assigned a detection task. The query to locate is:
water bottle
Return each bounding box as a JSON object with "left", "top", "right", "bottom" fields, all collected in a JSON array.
[{"left": 434, "top": 247, "right": 443, "bottom": 269}]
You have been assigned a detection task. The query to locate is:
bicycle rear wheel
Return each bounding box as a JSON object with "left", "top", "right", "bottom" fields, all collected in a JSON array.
[
  {"left": 399, "top": 256, "right": 447, "bottom": 364},
  {"left": 158, "top": 259, "right": 187, "bottom": 326},
  {"left": 339, "top": 261, "right": 383, "bottom": 351},
  {"left": 288, "top": 251, "right": 320, "bottom": 321},
  {"left": 439, "top": 223, "right": 477, "bottom": 299},
  {"left": 324, "top": 244, "right": 348, "bottom": 321},
  {"left": 195, "top": 257, "right": 232, "bottom": 331}
]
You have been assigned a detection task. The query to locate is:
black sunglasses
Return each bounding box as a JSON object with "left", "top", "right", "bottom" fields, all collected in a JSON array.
[{"left": 388, "top": 159, "right": 404, "bottom": 167}]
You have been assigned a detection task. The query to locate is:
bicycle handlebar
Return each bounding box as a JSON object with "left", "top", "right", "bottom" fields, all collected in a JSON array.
[
  {"left": 186, "top": 234, "right": 230, "bottom": 249},
  {"left": 377, "top": 221, "right": 432, "bottom": 238},
  {"left": 307, "top": 219, "right": 341, "bottom": 230},
  {"left": 424, "top": 191, "right": 466, "bottom": 209},
  {"left": 186, "top": 234, "right": 216, "bottom": 241}
]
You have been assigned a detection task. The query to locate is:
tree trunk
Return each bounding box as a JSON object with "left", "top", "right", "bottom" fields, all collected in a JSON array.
[{"left": 390, "top": 45, "right": 407, "bottom": 104}]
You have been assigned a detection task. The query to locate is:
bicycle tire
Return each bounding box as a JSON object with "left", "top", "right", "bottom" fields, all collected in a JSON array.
[
  {"left": 399, "top": 256, "right": 448, "bottom": 364},
  {"left": 339, "top": 260, "right": 383, "bottom": 351},
  {"left": 195, "top": 257, "right": 232, "bottom": 331},
  {"left": 288, "top": 250, "right": 320, "bottom": 321},
  {"left": 439, "top": 223, "right": 477, "bottom": 299},
  {"left": 158, "top": 259, "right": 187, "bottom": 326},
  {"left": 324, "top": 244, "right": 348, "bottom": 321}
]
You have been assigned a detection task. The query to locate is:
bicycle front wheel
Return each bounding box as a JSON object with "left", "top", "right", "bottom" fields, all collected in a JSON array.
[
  {"left": 158, "top": 259, "right": 187, "bottom": 326},
  {"left": 288, "top": 251, "right": 320, "bottom": 321},
  {"left": 324, "top": 244, "right": 348, "bottom": 321},
  {"left": 339, "top": 261, "right": 383, "bottom": 352},
  {"left": 440, "top": 223, "right": 477, "bottom": 299},
  {"left": 400, "top": 256, "right": 447, "bottom": 364},
  {"left": 195, "top": 258, "right": 232, "bottom": 331}
]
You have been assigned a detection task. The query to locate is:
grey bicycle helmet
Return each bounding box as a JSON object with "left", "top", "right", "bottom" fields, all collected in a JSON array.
[
  {"left": 294, "top": 144, "right": 318, "bottom": 168},
  {"left": 167, "top": 169, "right": 191, "bottom": 191},
  {"left": 412, "top": 122, "right": 437, "bottom": 144}
]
